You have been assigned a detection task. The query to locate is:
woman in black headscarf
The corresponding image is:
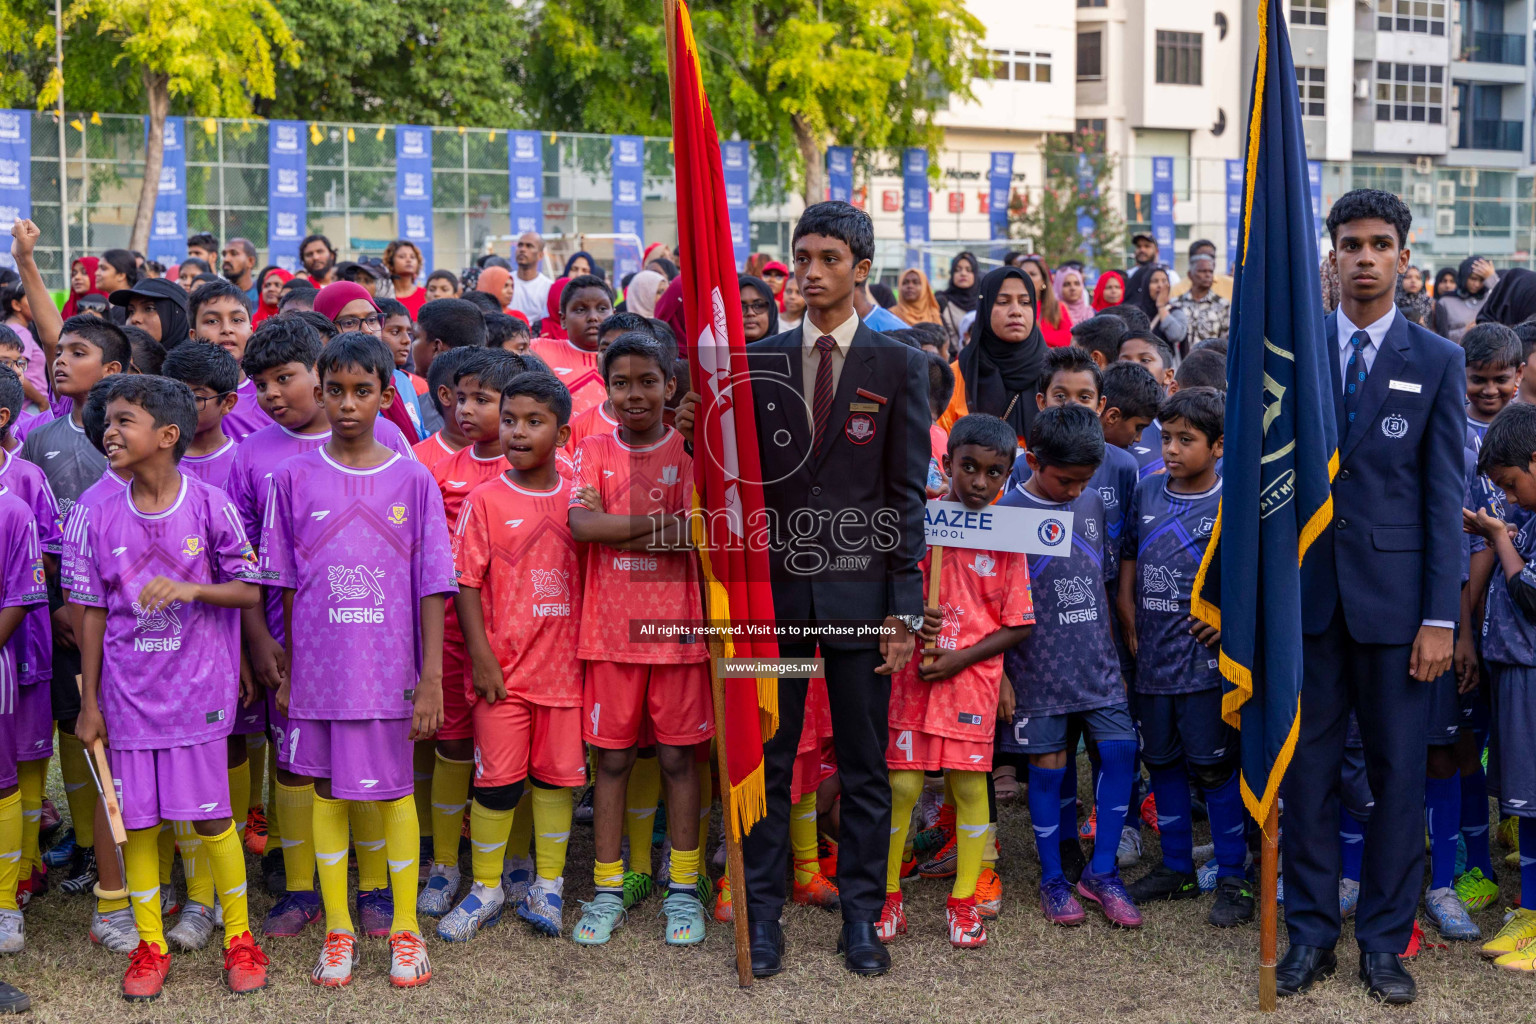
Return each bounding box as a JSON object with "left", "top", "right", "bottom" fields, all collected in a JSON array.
[
  {"left": 737, "top": 275, "right": 779, "bottom": 343},
  {"left": 1131, "top": 264, "right": 1189, "bottom": 354},
  {"left": 1432, "top": 255, "right": 1497, "bottom": 342},
  {"left": 936, "top": 251, "right": 982, "bottom": 353},
  {"left": 563, "top": 251, "right": 605, "bottom": 282},
  {"left": 938, "top": 266, "right": 1047, "bottom": 443},
  {"left": 1475, "top": 268, "right": 1536, "bottom": 327}
]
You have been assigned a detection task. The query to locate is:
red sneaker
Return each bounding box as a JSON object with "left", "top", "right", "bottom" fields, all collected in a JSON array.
[
  {"left": 1140, "top": 793, "right": 1160, "bottom": 833},
  {"left": 122, "top": 941, "right": 171, "bottom": 1001},
  {"left": 222, "top": 932, "right": 270, "bottom": 995},
  {"left": 1079, "top": 808, "right": 1097, "bottom": 840},
  {"left": 875, "top": 891, "right": 908, "bottom": 941},
  {"left": 817, "top": 834, "right": 838, "bottom": 879},
  {"left": 243, "top": 807, "right": 268, "bottom": 856},
  {"left": 713, "top": 873, "right": 733, "bottom": 923},
  {"left": 791, "top": 867, "right": 841, "bottom": 911},
  {"left": 946, "top": 895, "right": 987, "bottom": 948}
]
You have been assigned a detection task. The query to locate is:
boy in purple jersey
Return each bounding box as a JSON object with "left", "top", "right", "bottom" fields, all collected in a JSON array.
[
  {"left": 190, "top": 279, "right": 269, "bottom": 441},
  {"left": 66, "top": 375, "right": 268, "bottom": 1001},
  {"left": 262, "top": 333, "right": 454, "bottom": 990},
  {"left": 230, "top": 319, "right": 417, "bottom": 938},
  {"left": 0, "top": 484, "right": 49, "bottom": 953},
  {"left": 163, "top": 342, "right": 240, "bottom": 491}
]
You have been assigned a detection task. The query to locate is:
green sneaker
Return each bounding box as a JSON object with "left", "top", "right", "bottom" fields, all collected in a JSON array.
[
  {"left": 694, "top": 874, "right": 714, "bottom": 908},
  {"left": 621, "top": 871, "right": 654, "bottom": 910},
  {"left": 1456, "top": 868, "right": 1500, "bottom": 912},
  {"left": 662, "top": 890, "right": 707, "bottom": 946},
  {"left": 572, "top": 892, "right": 627, "bottom": 946}
]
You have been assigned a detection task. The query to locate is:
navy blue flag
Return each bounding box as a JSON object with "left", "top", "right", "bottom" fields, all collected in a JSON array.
[{"left": 1191, "top": 0, "right": 1338, "bottom": 825}]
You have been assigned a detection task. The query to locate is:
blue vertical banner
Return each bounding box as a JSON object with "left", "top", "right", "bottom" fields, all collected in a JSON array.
[
  {"left": 1076, "top": 153, "right": 1097, "bottom": 258},
  {"left": 988, "top": 152, "right": 1012, "bottom": 242},
  {"left": 266, "top": 120, "right": 307, "bottom": 273},
  {"left": 508, "top": 130, "right": 544, "bottom": 236},
  {"left": 396, "top": 125, "right": 433, "bottom": 278},
  {"left": 902, "top": 147, "right": 929, "bottom": 271},
  {"left": 826, "top": 146, "right": 853, "bottom": 203},
  {"left": 0, "top": 111, "right": 30, "bottom": 272},
  {"left": 1226, "top": 158, "right": 1244, "bottom": 273},
  {"left": 1307, "top": 159, "right": 1323, "bottom": 238},
  {"left": 146, "top": 116, "right": 187, "bottom": 269},
  {"left": 1150, "top": 156, "right": 1174, "bottom": 266},
  {"left": 721, "top": 141, "right": 751, "bottom": 271},
  {"left": 610, "top": 134, "right": 645, "bottom": 278}
]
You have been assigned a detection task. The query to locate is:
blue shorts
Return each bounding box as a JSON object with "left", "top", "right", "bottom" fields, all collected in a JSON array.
[
  {"left": 1486, "top": 663, "right": 1536, "bottom": 818},
  {"left": 1459, "top": 671, "right": 1491, "bottom": 737},
  {"left": 1000, "top": 703, "right": 1135, "bottom": 755},
  {"left": 1427, "top": 669, "right": 1460, "bottom": 747},
  {"left": 1131, "top": 688, "right": 1235, "bottom": 767}
]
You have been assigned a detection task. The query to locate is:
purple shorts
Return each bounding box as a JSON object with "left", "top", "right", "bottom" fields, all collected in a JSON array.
[
  {"left": 110, "top": 739, "right": 231, "bottom": 831},
  {"left": 15, "top": 685, "right": 51, "bottom": 762},
  {"left": 268, "top": 693, "right": 292, "bottom": 769},
  {"left": 231, "top": 695, "right": 265, "bottom": 737},
  {"left": 0, "top": 705, "right": 16, "bottom": 790},
  {"left": 288, "top": 718, "right": 413, "bottom": 801}
]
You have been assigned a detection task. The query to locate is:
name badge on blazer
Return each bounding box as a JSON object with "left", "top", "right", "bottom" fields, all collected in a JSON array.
[{"left": 1388, "top": 380, "right": 1422, "bottom": 394}]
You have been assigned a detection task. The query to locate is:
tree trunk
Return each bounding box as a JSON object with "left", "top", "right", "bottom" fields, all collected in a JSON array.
[
  {"left": 791, "top": 114, "right": 825, "bottom": 209},
  {"left": 130, "top": 69, "right": 170, "bottom": 255}
]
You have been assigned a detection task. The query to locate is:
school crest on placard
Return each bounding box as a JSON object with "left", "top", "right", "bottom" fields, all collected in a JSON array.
[
  {"left": 1381, "top": 414, "right": 1409, "bottom": 440},
  {"left": 845, "top": 413, "right": 875, "bottom": 445},
  {"left": 180, "top": 535, "right": 203, "bottom": 558},
  {"left": 387, "top": 503, "right": 410, "bottom": 526}
]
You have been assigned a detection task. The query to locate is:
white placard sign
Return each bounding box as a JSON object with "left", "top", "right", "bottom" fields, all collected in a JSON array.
[{"left": 923, "top": 500, "right": 1075, "bottom": 557}]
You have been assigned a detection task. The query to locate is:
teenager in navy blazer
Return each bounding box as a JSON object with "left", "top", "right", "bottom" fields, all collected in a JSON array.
[{"left": 1279, "top": 190, "right": 1464, "bottom": 1005}]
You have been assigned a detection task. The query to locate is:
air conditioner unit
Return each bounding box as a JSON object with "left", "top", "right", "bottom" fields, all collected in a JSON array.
[
  {"left": 1414, "top": 156, "right": 1434, "bottom": 175},
  {"left": 1355, "top": 77, "right": 1371, "bottom": 99},
  {"left": 1460, "top": 168, "right": 1479, "bottom": 187},
  {"left": 1436, "top": 208, "right": 1456, "bottom": 235},
  {"left": 1412, "top": 182, "right": 1434, "bottom": 204},
  {"left": 1436, "top": 179, "right": 1456, "bottom": 204}
]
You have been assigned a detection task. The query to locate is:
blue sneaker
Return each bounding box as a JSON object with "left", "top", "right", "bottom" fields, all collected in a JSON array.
[
  {"left": 572, "top": 892, "right": 626, "bottom": 945},
  {"left": 437, "top": 883, "right": 505, "bottom": 942},
  {"left": 1196, "top": 858, "right": 1220, "bottom": 894},
  {"left": 502, "top": 863, "right": 534, "bottom": 907},
  {"left": 1425, "top": 886, "right": 1481, "bottom": 941},
  {"left": 357, "top": 887, "right": 394, "bottom": 938},
  {"left": 417, "top": 864, "right": 459, "bottom": 918},
  {"left": 517, "top": 879, "right": 564, "bottom": 937},
  {"left": 1339, "top": 877, "right": 1359, "bottom": 918},
  {"left": 263, "top": 890, "right": 321, "bottom": 937},
  {"left": 41, "top": 830, "right": 76, "bottom": 869}
]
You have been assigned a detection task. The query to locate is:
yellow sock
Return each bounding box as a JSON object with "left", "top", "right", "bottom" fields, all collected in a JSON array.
[
  {"left": 58, "top": 735, "right": 95, "bottom": 848},
  {"left": 157, "top": 824, "right": 175, "bottom": 886},
  {"left": 246, "top": 736, "right": 266, "bottom": 812},
  {"left": 430, "top": 753, "right": 474, "bottom": 869},
  {"left": 506, "top": 790, "right": 533, "bottom": 863},
  {"left": 312, "top": 794, "right": 353, "bottom": 934},
  {"left": 126, "top": 826, "right": 166, "bottom": 953},
  {"left": 265, "top": 781, "right": 282, "bottom": 849},
  {"left": 982, "top": 822, "right": 998, "bottom": 868},
  {"left": 379, "top": 796, "right": 420, "bottom": 936},
  {"left": 470, "top": 800, "right": 515, "bottom": 888},
  {"left": 227, "top": 758, "right": 250, "bottom": 837},
  {"left": 275, "top": 781, "right": 314, "bottom": 891},
  {"left": 201, "top": 822, "right": 250, "bottom": 945},
  {"left": 16, "top": 760, "right": 44, "bottom": 876},
  {"left": 350, "top": 800, "right": 386, "bottom": 892},
  {"left": 413, "top": 742, "right": 435, "bottom": 838},
  {"left": 594, "top": 858, "right": 624, "bottom": 892},
  {"left": 887, "top": 770, "right": 923, "bottom": 894},
  {"left": 791, "top": 790, "right": 821, "bottom": 886},
  {"left": 172, "top": 821, "right": 215, "bottom": 908},
  {"left": 668, "top": 845, "right": 700, "bottom": 889},
  {"left": 625, "top": 755, "right": 660, "bottom": 876},
  {"left": 950, "top": 770, "right": 988, "bottom": 899},
  {"left": 532, "top": 785, "right": 572, "bottom": 882},
  {"left": 0, "top": 792, "right": 22, "bottom": 911}
]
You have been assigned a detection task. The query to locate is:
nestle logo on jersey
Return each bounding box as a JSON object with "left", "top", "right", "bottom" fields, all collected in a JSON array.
[
  {"left": 532, "top": 602, "right": 571, "bottom": 617},
  {"left": 612, "top": 555, "right": 657, "bottom": 571},
  {"left": 1058, "top": 608, "right": 1098, "bottom": 625},
  {"left": 133, "top": 637, "right": 182, "bottom": 652},
  {"left": 329, "top": 608, "right": 384, "bottom": 624}
]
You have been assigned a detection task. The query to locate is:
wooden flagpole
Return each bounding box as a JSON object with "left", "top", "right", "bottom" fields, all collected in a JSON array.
[{"left": 1259, "top": 801, "right": 1279, "bottom": 1011}]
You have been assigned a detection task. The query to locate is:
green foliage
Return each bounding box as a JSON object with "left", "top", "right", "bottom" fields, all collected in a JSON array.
[
  {"left": 1, "top": 0, "right": 139, "bottom": 112},
  {"left": 1015, "top": 132, "right": 1127, "bottom": 273}
]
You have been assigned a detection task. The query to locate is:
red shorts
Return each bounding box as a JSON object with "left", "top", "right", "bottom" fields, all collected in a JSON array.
[
  {"left": 791, "top": 736, "right": 836, "bottom": 804},
  {"left": 886, "top": 726, "right": 993, "bottom": 773},
  {"left": 472, "top": 694, "right": 586, "bottom": 789},
  {"left": 583, "top": 661, "right": 714, "bottom": 749},
  {"left": 438, "top": 636, "right": 473, "bottom": 741}
]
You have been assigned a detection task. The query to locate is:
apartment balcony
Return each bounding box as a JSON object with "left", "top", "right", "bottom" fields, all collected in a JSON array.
[
  {"left": 1459, "top": 31, "right": 1526, "bottom": 65},
  {"left": 1458, "top": 119, "right": 1524, "bottom": 152}
]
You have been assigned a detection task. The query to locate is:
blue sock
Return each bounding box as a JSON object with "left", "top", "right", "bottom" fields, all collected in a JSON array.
[
  {"left": 1029, "top": 764, "right": 1067, "bottom": 883},
  {"left": 1461, "top": 768, "right": 1495, "bottom": 878},
  {"left": 1090, "top": 740, "right": 1137, "bottom": 876},
  {"left": 1059, "top": 756, "right": 1079, "bottom": 841},
  {"left": 1148, "top": 766, "right": 1194, "bottom": 874},
  {"left": 1204, "top": 770, "right": 1248, "bottom": 878},
  {"left": 1339, "top": 808, "right": 1364, "bottom": 882},
  {"left": 1426, "top": 773, "right": 1460, "bottom": 891},
  {"left": 1521, "top": 818, "right": 1536, "bottom": 907}
]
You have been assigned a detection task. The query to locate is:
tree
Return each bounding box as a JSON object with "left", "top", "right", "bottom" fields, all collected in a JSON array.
[
  {"left": 1014, "top": 131, "right": 1126, "bottom": 273},
  {"left": 261, "top": 0, "right": 524, "bottom": 127},
  {"left": 42, "top": 0, "right": 299, "bottom": 253},
  {"left": 2, "top": 1, "right": 138, "bottom": 113},
  {"left": 518, "top": 0, "right": 987, "bottom": 205}
]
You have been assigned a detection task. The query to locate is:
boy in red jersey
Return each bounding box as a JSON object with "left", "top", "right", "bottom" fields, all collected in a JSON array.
[{"left": 530, "top": 275, "right": 613, "bottom": 418}]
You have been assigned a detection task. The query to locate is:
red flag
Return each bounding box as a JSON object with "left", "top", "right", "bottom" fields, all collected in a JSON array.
[{"left": 668, "top": 0, "right": 779, "bottom": 839}]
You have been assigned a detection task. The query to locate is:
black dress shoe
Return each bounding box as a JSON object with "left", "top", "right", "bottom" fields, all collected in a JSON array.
[
  {"left": 838, "top": 921, "right": 891, "bottom": 976},
  {"left": 1275, "top": 943, "right": 1337, "bottom": 997},
  {"left": 748, "top": 920, "right": 784, "bottom": 978},
  {"left": 1359, "top": 952, "right": 1416, "bottom": 1004}
]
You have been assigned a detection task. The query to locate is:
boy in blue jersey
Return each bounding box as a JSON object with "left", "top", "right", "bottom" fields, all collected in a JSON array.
[
  {"left": 1465, "top": 402, "right": 1536, "bottom": 967},
  {"left": 1118, "top": 333, "right": 1174, "bottom": 478},
  {"left": 1114, "top": 387, "right": 1250, "bottom": 927},
  {"left": 998, "top": 403, "right": 1142, "bottom": 928}
]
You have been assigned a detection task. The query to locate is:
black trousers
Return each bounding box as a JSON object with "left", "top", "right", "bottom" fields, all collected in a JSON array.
[
  {"left": 1282, "top": 606, "right": 1428, "bottom": 954},
  {"left": 743, "top": 643, "right": 889, "bottom": 925}
]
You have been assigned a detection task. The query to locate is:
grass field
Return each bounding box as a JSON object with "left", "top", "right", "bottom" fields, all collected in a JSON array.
[{"left": 7, "top": 761, "right": 1528, "bottom": 1024}]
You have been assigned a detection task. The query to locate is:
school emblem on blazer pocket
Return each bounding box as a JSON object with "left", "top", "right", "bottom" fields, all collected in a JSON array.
[
  {"left": 1381, "top": 413, "right": 1409, "bottom": 439},
  {"left": 844, "top": 412, "right": 876, "bottom": 444}
]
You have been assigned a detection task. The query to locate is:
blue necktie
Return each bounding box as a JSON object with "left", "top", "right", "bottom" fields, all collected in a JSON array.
[{"left": 1344, "top": 329, "right": 1370, "bottom": 425}]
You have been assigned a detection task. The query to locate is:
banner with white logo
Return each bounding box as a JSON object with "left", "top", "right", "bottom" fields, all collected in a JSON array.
[
  {"left": 395, "top": 125, "right": 434, "bottom": 279},
  {"left": 1151, "top": 156, "right": 1174, "bottom": 266},
  {"left": 0, "top": 111, "right": 29, "bottom": 271},
  {"left": 508, "top": 130, "right": 543, "bottom": 236},
  {"left": 826, "top": 146, "right": 853, "bottom": 203},
  {"left": 267, "top": 121, "right": 307, "bottom": 273},
  {"left": 147, "top": 116, "right": 187, "bottom": 269},
  {"left": 721, "top": 141, "right": 750, "bottom": 270},
  {"left": 610, "top": 134, "right": 645, "bottom": 277},
  {"left": 903, "top": 147, "right": 928, "bottom": 271}
]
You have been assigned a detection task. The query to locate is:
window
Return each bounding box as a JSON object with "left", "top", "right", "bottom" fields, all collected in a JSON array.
[
  {"left": 1290, "top": 0, "right": 1327, "bottom": 24},
  {"left": 1376, "top": 0, "right": 1447, "bottom": 35},
  {"left": 1077, "top": 32, "right": 1103, "bottom": 80},
  {"left": 1077, "top": 0, "right": 1107, "bottom": 6},
  {"left": 1155, "top": 31, "right": 1202, "bottom": 85},
  {"left": 1076, "top": 118, "right": 1107, "bottom": 150},
  {"left": 1374, "top": 62, "right": 1445, "bottom": 123},
  {"left": 990, "top": 49, "right": 1052, "bottom": 82},
  {"left": 1298, "top": 66, "right": 1325, "bottom": 117}
]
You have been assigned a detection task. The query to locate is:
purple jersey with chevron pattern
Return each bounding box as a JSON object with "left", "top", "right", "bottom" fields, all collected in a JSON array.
[
  {"left": 180, "top": 437, "right": 239, "bottom": 492},
  {"left": 0, "top": 487, "right": 48, "bottom": 718},
  {"left": 63, "top": 474, "right": 260, "bottom": 749},
  {"left": 0, "top": 451, "right": 59, "bottom": 686},
  {"left": 260, "top": 447, "right": 456, "bottom": 721}
]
